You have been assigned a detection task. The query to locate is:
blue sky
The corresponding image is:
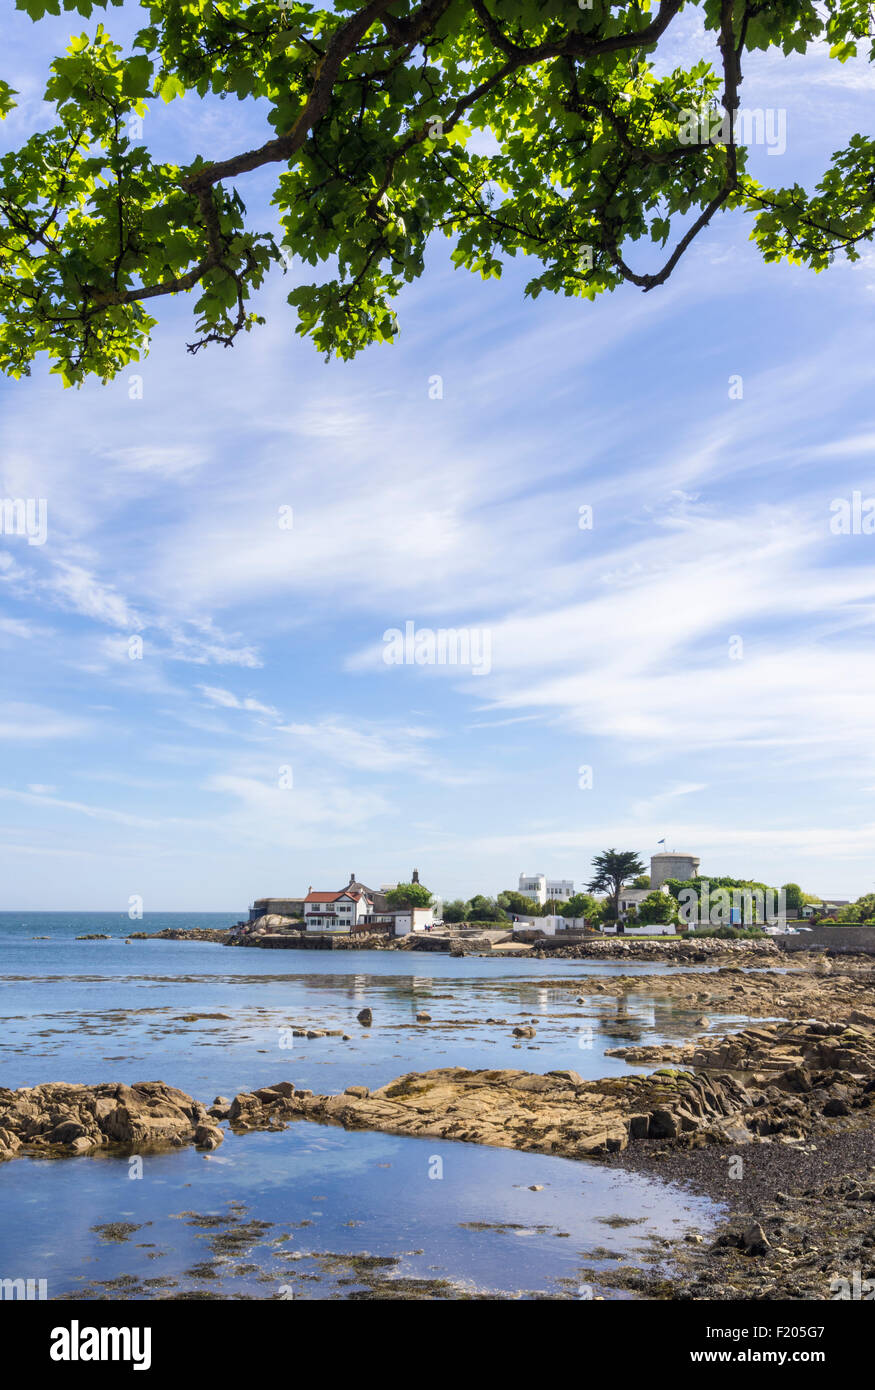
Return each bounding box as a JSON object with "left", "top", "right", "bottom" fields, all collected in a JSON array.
[{"left": 2, "top": 4, "right": 875, "bottom": 910}]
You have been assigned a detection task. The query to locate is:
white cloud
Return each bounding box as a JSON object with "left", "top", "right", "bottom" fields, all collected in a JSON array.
[
  {"left": 205, "top": 772, "right": 394, "bottom": 847},
  {"left": 0, "top": 34, "right": 873, "bottom": 903},
  {"left": 0, "top": 703, "right": 91, "bottom": 740},
  {"left": 109, "top": 445, "right": 207, "bottom": 479},
  {"left": 0, "top": 617, "right": 47, "bottom": 639},
  {"left": 48, "top": 564, "right": 142, "bottom": 630},
  {"left": 277, "top": 717, "right": 454, "bottom": 778},
  {"left": 0, "top": 785, "right": 201, "bottom": 829},
  {"left": 198, "top": 685, "right": 279, "bottom": 718}
]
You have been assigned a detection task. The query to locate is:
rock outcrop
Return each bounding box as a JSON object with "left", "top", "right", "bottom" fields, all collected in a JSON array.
[
  {"left": 607, "top": 1019, "right": 875, "bottom": 1076},
  {"left": 127, "top": 928, "right": 232, "bottom": 943},
  {"left": 8, "top": 1015, "right": 875, "bottom": 1168},
  {"left": 550, "top": 964, "right": 875, "bottom": 1024},
  {"left": 533, "top": 937, "right": 782, "bottom": 964},
  {"left": 0, "top": 1081, "right": 222, "bottom": 1159},
  {"left": 223, "top": 1066, "right": 749, "bottom": 1158}
]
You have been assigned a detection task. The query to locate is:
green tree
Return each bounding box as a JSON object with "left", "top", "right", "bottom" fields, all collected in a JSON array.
[
  {"left": 497, "top": 889, "right": 541, "bottom": 916},
  {"left": 631, "top": 874, "right": 651, "bottom": 889},
  {"left": 587, "top": 848, "right": 646, "bottom": 926},
  {"left": 560, "top": 892, "right": 600, "bottom": 920},
  {"left": 780, "top": 882, "right": 804, "bottom": 914},
  {"left": 665, "top": 873, "right": 784, "bottom": 924},
  {"left": 441, "top": 898, "right": 467, "bottom": 923},
  {"left": 636, "top": 890, "right": 677, "bottom": 926},
  {"left": 838, "top": 892, "right": 875, "bottom": 923},
  {"left": 3, "top": 0, "right": 875, "bottom": 385},
  {"left": 385, "top": 882, "right": 432, "bottom": 909},
  {"left": 465, "top": 894, "right": 507, "bottom": 922},
  {"left": 664, "top": 874, "right": 772, "bottom": 901}
]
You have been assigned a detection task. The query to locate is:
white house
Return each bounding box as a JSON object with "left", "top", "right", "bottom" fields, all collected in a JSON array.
[
  {"left": 617, "top": 887, "right": 655, "bottom": 918},
  {"left": 303, "top": 887, "right": 374, "bottom": 931},
  {"left": 302, "top": 876, "right": 392, "bottom": 930},
  {"left": 536, "top": 914, "right": 582, "bottom": 936},
  {"left": 364, "top": 906, "right": 435, "bottom": 936},
  {"left": 512, "top": 914, "right": 589, "bottom": 933},
  {"left": 597, "top": 883, "right": 674, "bottom": 932},
  {"left": 302, "top": 872, "right": 435, "bottom": 936},
  {"left": 518, "top": 874, "right": 574, "bottom": 906},
  {"left": 600, "top": 919, "right": 677, "bottom": 937}
]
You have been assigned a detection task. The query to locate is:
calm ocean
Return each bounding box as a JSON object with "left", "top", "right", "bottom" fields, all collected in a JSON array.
[{"left": 0, "top": 912, "right": 724, "bottom": 1299}]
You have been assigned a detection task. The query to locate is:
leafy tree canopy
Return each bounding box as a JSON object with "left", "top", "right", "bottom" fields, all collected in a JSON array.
[
  {"left": 664, "top": 872, "right": 773, "bottom": 900},
  {"left": 2, "top": 0, "right": 874, "bottom": 384},
  {"left": 779, "top": 881, "right": 818, "bottom": 912},
  {"left": 498, "top": 889, "right": 543, "bottom": 915},
  {"left": 440, "top": 898, "right": 467, "bottom": 922},
  {"left": 838, "top": 891, "right": 875, "bottom": 922},
  {"left": 636, "top": 888, "right": 677, "bottom": 923},
  {"left": 385, "top": 881, "right": 432, "bottom": 907},
  {"left": 465, "top": 893, "right": 508, "bottom": 921},
  {"left": 560, "top": 890, "right": 601, "bottom": 919},
  {"left": 587, "top": 847, "right": 646, "bottom": 916},
  {"left": 780, "top": 881, "right": 804, "bottom": 912}
]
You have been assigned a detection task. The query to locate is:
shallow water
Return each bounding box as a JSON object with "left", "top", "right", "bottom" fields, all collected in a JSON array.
[
  {"left": 0, "top": 1122, "right": 720, "bottom": 1301},
  {"left": 0, "top": 913, "right": 759, "bottom": 1092},
  {"left": 0, "top": 913, "right": 737, "bottom": 1298}
]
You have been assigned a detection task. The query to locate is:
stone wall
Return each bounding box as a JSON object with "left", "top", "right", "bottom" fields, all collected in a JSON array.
[
  {"left": 779, "top": 925, "right": 875, "bottom": 954},
  {"left": 249, "top": 898, "right": 304, "bottom": 922},
  {"left": 250, "top": 932, "right": 389, "bottom": 950}
]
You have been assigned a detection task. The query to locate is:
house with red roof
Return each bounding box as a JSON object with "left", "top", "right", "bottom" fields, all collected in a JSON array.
[
  {"left": 301, "top": 873, "right": 434, "bottom": 935},
  {"left": 302, "top": 874, "right": 386, "bottom": 931}
]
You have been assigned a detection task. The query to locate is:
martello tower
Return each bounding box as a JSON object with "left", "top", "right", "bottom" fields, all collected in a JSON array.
[{"left": 650, "top": 852, "right": 700, "bottom": 889}]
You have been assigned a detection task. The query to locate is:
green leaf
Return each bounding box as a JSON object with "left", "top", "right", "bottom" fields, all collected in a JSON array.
[{"left": 158, "top": 72, "right": 185, "bottom": 103}]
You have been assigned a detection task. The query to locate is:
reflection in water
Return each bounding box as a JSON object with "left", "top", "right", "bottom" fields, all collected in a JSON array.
[
  {"left": 0, "top": 1123, "right": 722, "bottom": 1301},
  {"left": 0, "top": 920, "right": 744, "bottom": 1300}
]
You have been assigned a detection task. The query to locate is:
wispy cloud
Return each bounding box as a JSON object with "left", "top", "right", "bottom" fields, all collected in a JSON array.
[
  {"left": 48, "top": 563, "right": 142, "bottom": 630},
  {"left": 0, "top": 8, "right": 874, "bottom": 904},
  {"left": 198, "top": 685, "right": 279, "bottom": 718},
  {"left": 0, "top": 703, "right": 91, "bottom": 741}
]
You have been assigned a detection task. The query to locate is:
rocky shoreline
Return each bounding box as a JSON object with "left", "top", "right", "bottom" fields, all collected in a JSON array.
[
  {"left": 120, "top": 926, "right": 875, "bottom": 970},
  {"left": 209, "top": 1028, "right": 875, "bottom": 1301},
  {"left": 5, "top": 1016, "right": 875, "bottom": 1156},
  {"left": 531, "top": 937, "right": 785, "bottom": 964},
  {"left": 7, "top": 958, "right": 875, "bottom": 1300},
  {"left": 127, "top": 928, "right": 234, "bottom": 943},
  {"left": 5, "top": 1031, "right": 875, "bottom": 1299},
  {"left": 133, "top": 927, "right": 798, "bottom": 961},
  {"left": 543, "top": 959, "right": 875, "bottom": 1023},
  {"left": 600, "top": 1126, "right": 875, "bottom": 1300}
]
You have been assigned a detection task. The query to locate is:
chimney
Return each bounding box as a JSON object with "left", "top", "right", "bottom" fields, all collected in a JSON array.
[
  {"left": 412, "top": 868, "right": 419, "bottom": 884},
  {"left": 349, "top": 872, "right": 355, "bottom": 885}
]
